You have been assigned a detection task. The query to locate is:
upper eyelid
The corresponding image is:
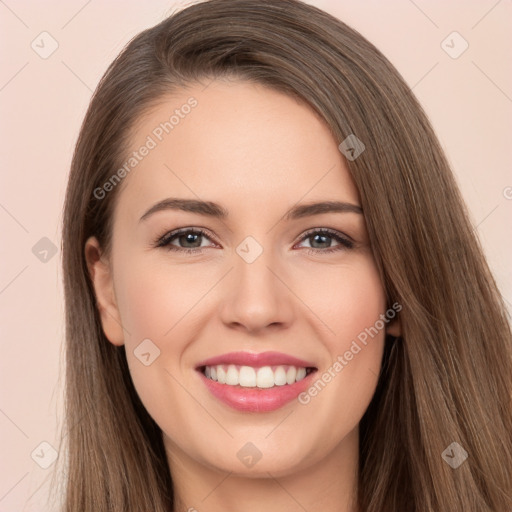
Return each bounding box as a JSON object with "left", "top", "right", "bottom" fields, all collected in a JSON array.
[
  {"left": 162, "top": 227, "right": 217, "bottom": 245},
  {"left": 299, "top": 227, "right": 352, "bottom": 240}
]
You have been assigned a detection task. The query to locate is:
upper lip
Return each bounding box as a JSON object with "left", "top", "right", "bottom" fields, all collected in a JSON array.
[{"left": 195, "top": 351, "right": 317, "bottom": 369}]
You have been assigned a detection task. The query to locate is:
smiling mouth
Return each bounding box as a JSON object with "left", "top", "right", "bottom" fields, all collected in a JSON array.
[{"left": 199, "top": 364, "right": 317, "bottom": 389}]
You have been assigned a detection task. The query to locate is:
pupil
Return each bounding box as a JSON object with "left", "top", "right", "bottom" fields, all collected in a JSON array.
[
  {"left": 312, "top": 234, "right": 330, "bottom": 248},
  {"left": 181, "top": 233, "right": 201, "bottom": 247}
]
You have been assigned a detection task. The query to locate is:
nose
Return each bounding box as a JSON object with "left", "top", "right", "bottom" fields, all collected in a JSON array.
[{"left": 218, "top": 244, "right": 295, "bottom": 334}]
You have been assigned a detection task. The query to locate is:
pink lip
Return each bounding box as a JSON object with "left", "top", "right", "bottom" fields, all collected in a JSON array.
[
  {"left": 195, "top": 350, "right": 316, "bottom": 369},
  {"left": 198, "top": 371, "right": 316, "bottom": 412},
  {"left": 195, "top": 351, "right": 318, "bottom": 413}
]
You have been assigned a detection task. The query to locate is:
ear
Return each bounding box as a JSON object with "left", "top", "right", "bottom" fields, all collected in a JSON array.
[
  {"left": 84, "top": 236, "right": 125, "bottom": 346},
  {"left": 386, "top": 317, "right": 401, "bottom": 338},
  {"left": 385, "top": 302, "right": 402, "bottom": 338}
]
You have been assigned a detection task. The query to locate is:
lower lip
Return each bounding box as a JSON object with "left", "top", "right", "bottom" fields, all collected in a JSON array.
[{"left": 198, "top": 370, "right": 316, "bottom": 412}]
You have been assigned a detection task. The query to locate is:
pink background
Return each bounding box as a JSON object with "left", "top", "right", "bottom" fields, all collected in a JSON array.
[{"left": 1, "top": 0, "right": 511, "bottom": 510}]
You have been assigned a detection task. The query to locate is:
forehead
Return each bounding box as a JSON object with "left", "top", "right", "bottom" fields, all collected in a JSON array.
[{"left": 114, "top": 79, "right": 360, "bottom": 226}]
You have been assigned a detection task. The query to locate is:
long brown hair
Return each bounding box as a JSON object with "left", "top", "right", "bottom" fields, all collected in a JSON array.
[{"left": 57, "top": 0, "right": 512, "bottom": 510}]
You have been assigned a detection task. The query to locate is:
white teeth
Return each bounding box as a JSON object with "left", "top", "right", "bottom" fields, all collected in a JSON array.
[
  {"left": 203, "top": 364, "right": 311, "bottom": 388},
  {"left": 274, "top": 366, "right": 287, "bottom": 386},
  {"left": 256, "top": 366, "right": 275, "bottom": 388},
  {"left": 296, "top": 367, "right": 306, "bottom": 381},
  {"left": 239, "top": 366, "right": 256, "bottom": 387},
  {"left": 216, "top": 366, "right": 225, "bottom": 384},
  {"left": 225, "top": 364, "right": 239, "bottom": 385},
  {"left": 286, "top": 366, "right": 297, "bottom": 385}
]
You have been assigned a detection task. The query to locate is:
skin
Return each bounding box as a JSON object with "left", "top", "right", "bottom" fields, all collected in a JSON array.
[{"left": 86, "top": 78, "right": 401, "bottom": 512}]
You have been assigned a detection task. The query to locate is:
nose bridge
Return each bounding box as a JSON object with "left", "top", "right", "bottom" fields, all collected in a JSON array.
[
  {"left": 219, "top": 234, "right": 294, "bottom": 331},
  {"left": 235, "top": 239, "right": 275, "bottom": 291}
]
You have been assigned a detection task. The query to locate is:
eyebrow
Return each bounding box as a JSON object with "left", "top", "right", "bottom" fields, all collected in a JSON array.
[{"left": 139, "top": 198, "right": 363, "bottom": 222}]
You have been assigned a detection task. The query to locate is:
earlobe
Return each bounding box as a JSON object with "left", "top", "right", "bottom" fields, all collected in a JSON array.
[
  {"left": 84, "top": 236, "right": 125, "bottom": 346},
  {"left": 386, "top": 317, "right": 401, "bottom": 338}
]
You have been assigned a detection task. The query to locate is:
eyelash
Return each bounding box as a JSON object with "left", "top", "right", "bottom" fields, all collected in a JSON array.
[{"left": 153, "top": 227, "right": 354, "bottom": 256}]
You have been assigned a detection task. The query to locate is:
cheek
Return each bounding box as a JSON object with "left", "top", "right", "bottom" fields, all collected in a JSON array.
[
  {"left": 114, "top": 256, "right": 217, "bottom": 346},
  {"left": 292, "top": 253, "right": 387, "bottom": 345},
  {"left": 292, "top": 254, "right": 387, "bottom": 428},
  {"left": 113, "top": 257, "right": 203, "bottom": 435},
  {"left": 112, "top": 256, "right": 218, "bottom": 422}
]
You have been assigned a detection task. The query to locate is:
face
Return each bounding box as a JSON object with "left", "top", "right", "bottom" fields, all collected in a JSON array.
[{"left": 86, "top": 78, "right": 400, "bottom": 478}]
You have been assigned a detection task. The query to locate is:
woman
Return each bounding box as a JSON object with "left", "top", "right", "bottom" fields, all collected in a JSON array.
[{"left": 58, "top": 0, "right": 512, "bottom": 510}]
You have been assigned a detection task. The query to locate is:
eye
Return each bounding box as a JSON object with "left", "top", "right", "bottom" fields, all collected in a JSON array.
[
  {"left": 154, "top": 228, "right": 216, "bottom": 254},
  {"left": 295, "top": 228, "right": 354, "bottom": 254},
  {"left": 153, "top": 227, "right": 354, "bottom": 255}
]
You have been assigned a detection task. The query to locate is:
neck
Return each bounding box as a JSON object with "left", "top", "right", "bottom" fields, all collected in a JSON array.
[{"left": 166, "top": 427, "right": 360, "bottom": 512}]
